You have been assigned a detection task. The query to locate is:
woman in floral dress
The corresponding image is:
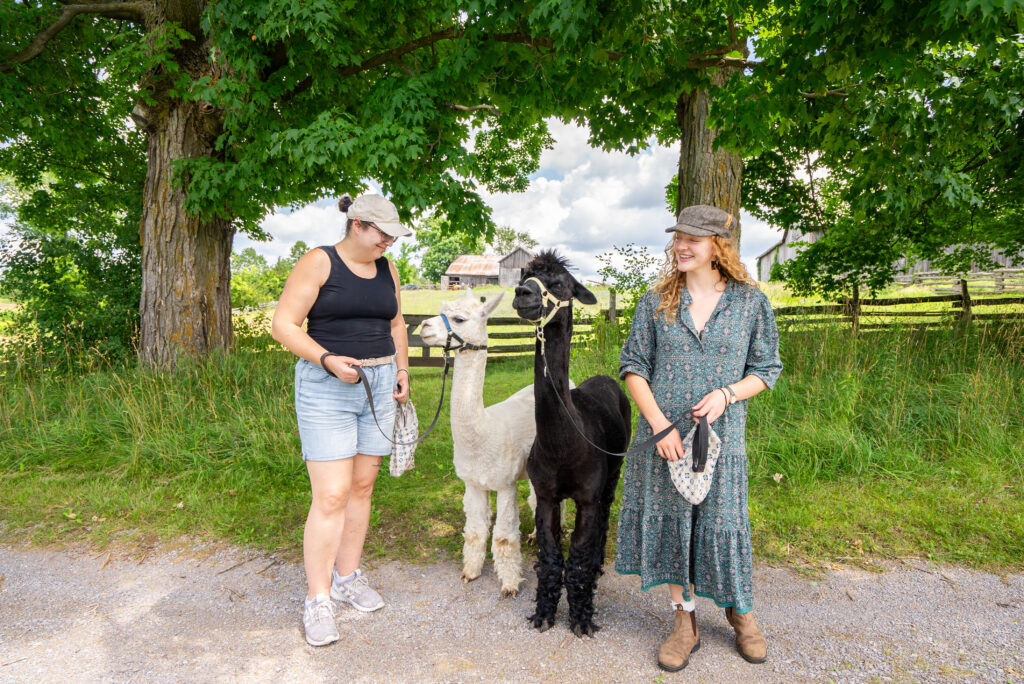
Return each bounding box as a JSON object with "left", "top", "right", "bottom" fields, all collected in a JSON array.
[{"left": 616, "top": 205, "right": 783, "bottom": 672}]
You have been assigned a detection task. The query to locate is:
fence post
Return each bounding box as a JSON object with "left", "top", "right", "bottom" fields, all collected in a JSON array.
[
  {"left": 608, "top": 289, "right": 617, "bottom": 326},
  {"left": 995, "top": 270, "right": 1005, "bottom": 293},
  {"left": 842, "top": 283, "right": 861, "bottom": 333},
  {"left": 958, "top": 278, "right": 972, "bottom": 326}
]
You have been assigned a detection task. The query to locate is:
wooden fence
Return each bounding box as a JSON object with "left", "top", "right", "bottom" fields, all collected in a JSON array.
[
  {"left": 893, "top": 268, "right": 1024, "bottom": 293},
  {"left": 404, "top": 281, "right": 1024, "bottom": 366},
  {"left": 775, "top": 279, "right": 1024, "bottom": 332},
  {"left": 405, "top": 292, "right": 619, "bottom": 367}
]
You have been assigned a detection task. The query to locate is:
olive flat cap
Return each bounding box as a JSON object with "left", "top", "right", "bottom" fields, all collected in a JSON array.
[{"left": 665, "top": 204, "right": 735, "bottom": 238}]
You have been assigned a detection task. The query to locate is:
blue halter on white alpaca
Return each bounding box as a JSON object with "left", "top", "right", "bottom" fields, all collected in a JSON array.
[{"left": 439, "top": 312, "right": 488, "bottom": 352}]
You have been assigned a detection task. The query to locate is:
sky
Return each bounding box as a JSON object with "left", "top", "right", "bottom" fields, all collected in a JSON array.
[{"left": 232, "top": 119, "right": 785, "bottom": 281}]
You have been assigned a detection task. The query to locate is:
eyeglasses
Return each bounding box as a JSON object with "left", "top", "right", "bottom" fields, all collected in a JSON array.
[
  {"left": 360, "top": 220, "right": 395, "bottom": 244},
  {"left": 372, "top": 225, "right": 395, "bottom": 244}
]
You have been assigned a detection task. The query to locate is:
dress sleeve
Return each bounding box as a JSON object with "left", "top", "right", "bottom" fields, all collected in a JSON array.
[
  {"left": 618, "top": 292, "right": 657, "bottom": 382},
  {"left": 744, "top": 291, "right": 783, "bottom": 390}
]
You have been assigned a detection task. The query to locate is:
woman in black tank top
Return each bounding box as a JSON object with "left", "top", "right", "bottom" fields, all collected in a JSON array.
[{"left": 271, "top": 193, "right": 413, "bottom": 646}]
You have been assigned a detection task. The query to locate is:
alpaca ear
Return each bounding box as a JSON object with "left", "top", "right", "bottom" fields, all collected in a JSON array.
[
  {"left": 571, "top": 278, "right": 597, "bottom": 305},
  {"left": 464, "top": 287, "right": 475, "bottom": 299},
  {"left": 479, "top": 291, "right": 504, "bottom": 318}
]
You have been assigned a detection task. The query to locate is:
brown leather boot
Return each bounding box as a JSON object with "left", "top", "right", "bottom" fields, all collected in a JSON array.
[
  {"left": 725, "top": 607, "right": 767, "bottom": 663},
  {"left": 657, "top": 607, "right": 700, "bottom": 672}
]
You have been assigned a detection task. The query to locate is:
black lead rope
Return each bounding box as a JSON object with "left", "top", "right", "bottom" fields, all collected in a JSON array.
[
  {"left": 691, "top": 414, "right": 710, "bottom": 472},
  {"left": 538, "top": 349, "right": 694, "bottom": 458},
  {"left": 351, "top": 313, "right": 484, "bottom": 447},
  {"left": 353, "top": 362, "right": 447, "bottom": 447},
  {"left": 519, "top": 277, "right": 694, "bottom": 458}
]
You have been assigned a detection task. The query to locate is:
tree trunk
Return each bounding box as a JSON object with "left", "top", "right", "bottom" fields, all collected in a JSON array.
[
  {"left": 675, "top": 67, "right": 744, "bottom": 250},
  {"left": 139, "top": 97, "right": 233, "bottom": 368}
]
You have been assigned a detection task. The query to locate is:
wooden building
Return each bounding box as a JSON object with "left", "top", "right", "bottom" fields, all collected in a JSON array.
[
  {"left": 440, "top": 247, "right": 536, "bottom": 289},
  {"left": 440, "top": 255, "right": 501, "bottom": 289},
  {"left": 498, "top": 247, "right": 535, "bottom": 287},
  {"left": 756, "top": 230, "right": 822, "bottom": 282},
  {"left": 757, "top": 229, "right": 1022, "bottom": 282}
]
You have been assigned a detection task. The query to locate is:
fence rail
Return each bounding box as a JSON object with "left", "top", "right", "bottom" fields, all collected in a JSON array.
[
  {"left": 775, "top": 278, "right": 1024, "bottom": 332},
  {"left": 893, "top": 268, "right": 1024, "bottom": 293},
  {"left": 405, "top": 311, "right": 616, "bottom": 367},
  {"left": 397, "top": 280, "right": 1024, "bottom": 367}
]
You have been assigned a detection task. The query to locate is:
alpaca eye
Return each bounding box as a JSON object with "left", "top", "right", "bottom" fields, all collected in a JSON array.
[{"left": 453, "top": 316, "right": 467, "bottom": 323}]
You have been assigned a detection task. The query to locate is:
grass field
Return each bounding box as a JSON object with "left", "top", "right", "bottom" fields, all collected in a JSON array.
[{"left": 2, "top": 311, "right": 1022, "bottom": 571}]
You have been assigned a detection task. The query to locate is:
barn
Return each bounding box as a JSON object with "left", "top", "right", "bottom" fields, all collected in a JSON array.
[
  {"left": 499, "top": 247, "right": 535, "bottom": 287},
  {"left": 440, "top": 255, "right": 501, "bottom": 289},
  {"left": 756, "top": 230, "right": 822, "bottom": 281},
  {"left": 757, "top": 229, "right": 1022, "bottom": 282},
  {"left": 440, "top": 248, "right": 536, "bottom": 289}
]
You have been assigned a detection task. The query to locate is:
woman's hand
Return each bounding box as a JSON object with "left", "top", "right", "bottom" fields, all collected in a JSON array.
[
  {"left": 394, "top": 369, "right": 410, "bottom": 403},
  {"left": 692, "top": 389, "right": 728, "bottom": 424},
  {"left": 325, "top": 355, "right": 362, "bottom": 383},
  {"left": 651, "top": 416, "right": 684, "bottom": 461}
]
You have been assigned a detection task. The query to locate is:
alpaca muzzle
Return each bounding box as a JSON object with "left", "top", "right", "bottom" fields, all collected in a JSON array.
[{"left": 516, "top": 277, "right": 571, "bottom": 328}]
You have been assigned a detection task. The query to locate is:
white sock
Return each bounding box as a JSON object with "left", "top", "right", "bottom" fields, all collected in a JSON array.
[
  {"left": 305, "top": 593, "right": 329, "bottom": 607},
  {"left": 671, "top": 598, "right": 696, "bottom": 612},
  {"left": 333, "top": 569, "right": 357, "bottom": 584}
]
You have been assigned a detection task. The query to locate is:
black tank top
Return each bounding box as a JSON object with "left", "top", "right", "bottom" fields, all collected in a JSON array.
[{"left": 307, "top": 246, "right": 397, "bottom": 359}]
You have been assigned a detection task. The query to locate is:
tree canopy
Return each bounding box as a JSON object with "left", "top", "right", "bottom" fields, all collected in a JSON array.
[
  {"left": 4, "top": 0, "right": 1023, "bottom": 367},
  {"left": 488, "top": 226, "right": 538, "bottom": 256},
  {"left": 0, "top": 1, "right": 605, "bottom": 364},
  {"left": 722, "top": 1, "right": 1024, "bottom": 295}
]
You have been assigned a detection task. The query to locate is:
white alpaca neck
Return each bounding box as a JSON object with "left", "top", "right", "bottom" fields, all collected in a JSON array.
[{"left": 451, "top": 349, "right": 488, "bottom": 443}]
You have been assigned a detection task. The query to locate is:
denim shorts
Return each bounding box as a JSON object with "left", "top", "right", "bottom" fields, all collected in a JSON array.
[{"left": 294, "top": 358, "right": 397, "bottom": 461}]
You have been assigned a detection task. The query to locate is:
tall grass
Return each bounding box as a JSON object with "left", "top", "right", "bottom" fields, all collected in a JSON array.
[
  {"left": 746, "top": 322, "right": 1024, "bottom": 566},
  {"left": 1, "top": 320, "right": 1022, "bottom": 569}
]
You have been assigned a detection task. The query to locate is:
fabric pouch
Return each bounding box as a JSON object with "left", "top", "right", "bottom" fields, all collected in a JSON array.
[
  {"left": 666, "top": 415, "right": 723, "bottom": 505},
  {"left": 389, "top": 400, "right": 418, "bottom": 477}
]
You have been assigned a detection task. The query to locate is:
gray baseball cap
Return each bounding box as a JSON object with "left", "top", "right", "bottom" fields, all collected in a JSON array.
[
  {"left": 665, "top": 204, "right": 735, "bottom": 238},
  {"left": 346, "top": 194, "right": 413, "bottom": 238}
]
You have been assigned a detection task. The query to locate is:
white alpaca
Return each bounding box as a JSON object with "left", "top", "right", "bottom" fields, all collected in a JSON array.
[{"left": 420, "top": 290, "right": 555, "bottom": 597}]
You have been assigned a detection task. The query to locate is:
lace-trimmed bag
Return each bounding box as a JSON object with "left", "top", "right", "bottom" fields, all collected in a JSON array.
[
  {"left": 666, "top": 415, "right": 723, "bottom": 505},
  {"left": 389, "top": 400, "right": 418, "bottom": 477}
]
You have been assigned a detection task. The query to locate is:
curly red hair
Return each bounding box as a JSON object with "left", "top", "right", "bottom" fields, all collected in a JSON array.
[{"left": 652, "top": 236, "right": 756, "bottom": 322}]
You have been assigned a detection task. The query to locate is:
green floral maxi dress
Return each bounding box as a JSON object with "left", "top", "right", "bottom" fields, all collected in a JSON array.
[{"left": 615, "top": 282, "right": 782, "bottom": 613}]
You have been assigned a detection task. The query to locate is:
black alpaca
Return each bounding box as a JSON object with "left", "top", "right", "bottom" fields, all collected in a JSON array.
[{"left": 512, "top": 251, "right": 631, "bottom": 637}]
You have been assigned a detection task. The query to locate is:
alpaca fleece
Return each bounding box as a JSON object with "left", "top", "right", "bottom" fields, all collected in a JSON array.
[
  {"left": 419, "top": 290, "right": 540, "bottom": 596},
  {"left": 512, "top": 251, "right": 632, "bottom": 637}
]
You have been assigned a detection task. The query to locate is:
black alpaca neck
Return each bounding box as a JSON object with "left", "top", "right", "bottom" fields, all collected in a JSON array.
[{"left": 534, "top": 306, "right": 574, "bottom": 424}]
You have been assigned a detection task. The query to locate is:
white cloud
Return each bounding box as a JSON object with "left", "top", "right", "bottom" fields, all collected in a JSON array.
[
  {"left": 242, "top": 122, "right": 785, "bottom": 279},
  {"left": 234, "top": 199, "right": 345, "bottom": 262}
]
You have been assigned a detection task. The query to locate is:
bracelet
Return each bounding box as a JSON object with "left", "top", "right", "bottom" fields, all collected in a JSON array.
[
  {"left": 319, "top": 351, "right": 339, "bottom": 377},
  {"left": 396, "top": 368, "right": 410, "bottom": 377},
  {"left": 718, "top": 387, "right": 730, "bottom": 404}
]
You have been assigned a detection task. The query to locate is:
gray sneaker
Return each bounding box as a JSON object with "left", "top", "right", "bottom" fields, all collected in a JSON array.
[
  {"left": 331, "top": 569, "right": 385, "bottom": 612},
  {"left": 303, "top": 596, "right": 339, "bottom": 646}
]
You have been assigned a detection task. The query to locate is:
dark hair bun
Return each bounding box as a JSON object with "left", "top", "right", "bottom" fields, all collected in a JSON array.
[{"left": 338, "top": 194, "right": 353, "bottom": 213}]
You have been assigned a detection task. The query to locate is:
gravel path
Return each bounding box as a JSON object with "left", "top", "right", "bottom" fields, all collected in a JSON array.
[{"left": 1, "top": 543, "right": 1022, "bottom": 683}]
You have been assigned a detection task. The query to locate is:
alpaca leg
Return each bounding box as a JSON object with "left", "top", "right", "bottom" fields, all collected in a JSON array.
[
  {"left": 528, "top": 496, "right": 564, "bottom": 632},
  {"left": 592, "top": 460, "right": 623, "bottom": 575},
  {"left": 492, "top": 486, "right": 523, "bottom": 597},
  {"left": 461, "top": 482, "right": 491, "bottom": 583},
  {"left": 565, "top": 501, "right": 603, "bottom": 637},
  {"left": 525, "top": 482, "right": 566, "bottom": 545},
  {"left": 525, "top": 481, "right": 538, "bottom": 544}
]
